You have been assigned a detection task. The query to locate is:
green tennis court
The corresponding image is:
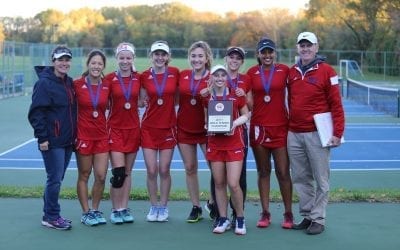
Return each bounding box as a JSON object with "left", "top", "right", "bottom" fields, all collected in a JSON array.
[{"left": 1, "top": 92, "right": 399, "bottom": 250}]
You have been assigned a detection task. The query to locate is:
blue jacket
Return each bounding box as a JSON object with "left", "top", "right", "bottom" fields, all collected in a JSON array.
[{"left": 28, "top": 66, "right": 77, "bottom": 148}]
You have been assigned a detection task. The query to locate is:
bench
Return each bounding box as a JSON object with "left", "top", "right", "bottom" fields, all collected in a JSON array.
[{"left": 0, "top": 73, "right": 24, "bottom": 95}]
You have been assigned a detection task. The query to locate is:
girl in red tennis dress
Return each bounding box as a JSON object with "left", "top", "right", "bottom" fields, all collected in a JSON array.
[{"left": 139, "top": 40, "right": 179, "bottom": 222}]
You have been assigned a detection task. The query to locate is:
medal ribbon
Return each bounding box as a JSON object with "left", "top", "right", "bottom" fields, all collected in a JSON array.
[
  {"left": 190, "top": 69, "right": 207, "bottom": 98},
  {"left": 85, "top": 77, "right": 102, "bottom": 111},
  {"left": 260, "top": 64, "right": 275, "bottom": 95},
  {"left": 116, "top": 71, "right": 133, "bottom": 102},
  {"left": 212, "top": 87, "right": 227, "bottom": 101},
  {"left": 151, "top": 68, "right": 169, "bottom": 98},
  {"left": 227, "top": 73, "right": 240, "bottom": 90}
]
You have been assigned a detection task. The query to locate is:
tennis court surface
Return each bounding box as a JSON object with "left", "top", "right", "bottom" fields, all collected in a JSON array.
[{"left": 0, "top": 96, "right": 399, "bottom": 250}]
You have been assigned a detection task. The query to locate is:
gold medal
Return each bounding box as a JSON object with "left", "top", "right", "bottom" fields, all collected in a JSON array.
[
  {"left": 264, "top": 95, "right": 271, "bottom": 103},
  {"left": 190, "top": 98, "right": 197, "bottom": 105},
  {"left": 124, "top": 102, "right": 131, "bottom": 110},
  {"left": 157, "top": 98, "right": 164, "bottom": 106},
  {"left": 92, "top": 110, "right": 99, "bottom": 118}
]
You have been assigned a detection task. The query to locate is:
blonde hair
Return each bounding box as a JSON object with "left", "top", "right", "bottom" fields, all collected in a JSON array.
[{"left": 187, "top": 41, "right": 213, "bottom": 70}]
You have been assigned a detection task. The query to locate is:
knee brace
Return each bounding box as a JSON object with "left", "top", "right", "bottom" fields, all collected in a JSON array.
[{"left": 110, "top": 166, "right": 127, "bottom": 188}]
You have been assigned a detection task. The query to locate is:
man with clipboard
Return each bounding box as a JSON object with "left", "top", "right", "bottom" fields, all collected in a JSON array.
[{"left": 287, "top": 32, "right": 345, "bottom": 235}]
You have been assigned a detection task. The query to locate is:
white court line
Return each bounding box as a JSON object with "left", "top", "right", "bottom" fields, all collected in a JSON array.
[
  {"left": 346, "top": 126, "right": 400, "bottom": 129},
  {"left": 0, "top": 138, "right": 36, "bottom": 156}
]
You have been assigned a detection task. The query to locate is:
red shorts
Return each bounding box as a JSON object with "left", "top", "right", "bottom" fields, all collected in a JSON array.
[
  {"left": 249, "top": 124, "right": 288, "bottom": 149},
  {"left": 75, "top": 139, "right": 109, "bottom": 155},
  {"left": 141, "top": 126, "right": 177, "bottom": 149},
  {"left": 177, "top": 127, "right": 207, "bottom": 145},
  {"left": 109, "top": 127, "right": 140, "bottom": 153},
  {"left": 206, "top": 148, "right": 244, "bottom": 162}
]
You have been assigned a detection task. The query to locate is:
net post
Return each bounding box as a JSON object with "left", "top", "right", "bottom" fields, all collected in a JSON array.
[{"left": 397, "top": 90, "right": 400, "bottom": 118}]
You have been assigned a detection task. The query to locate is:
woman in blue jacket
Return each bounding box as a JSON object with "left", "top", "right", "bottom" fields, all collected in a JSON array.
[{"left": 28, "top": 45, "right": 77, "bottom": 230}]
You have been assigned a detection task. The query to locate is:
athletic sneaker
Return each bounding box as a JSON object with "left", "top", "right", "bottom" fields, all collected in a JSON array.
[
  {"left": 204, "top": 200, "right": 217, "bottom": 220},
  {"left": 213, "top": 217, "right": 231, "bottom": 234},
  {"left": 146, "top": 206, "right": 159, "bottom": 222},
  {"left": 121, "top": 208, "right": 134, "bottom": 223},
  {"left": 92, "top": 210, "right": 107, "bottom": 224},
  {"left": 234, "top": 217, "right": 246, "bottom": 235},
  {"left": 60, "top": 216, "right": 72, "bottom": 224},
  {"left": 257, "top": 210, "right": 271, "bottom": 228},
  {"left": 157, "top": 206, "right": 169, "bottom": 222},
  {"left": 81, "top": 211, "right": 99, "bottom": 226},
  {"left": 42, "top": 216, "right": 72, "bottom": 230},
  {"left": 186, "top": 206, "right": 203, "bottom": 223},
  {"left": 281, "top": 212, "right": 294, "bottom": 229},
  {"left": 110, "top": 210, "right": 124, "bottom": 224}
]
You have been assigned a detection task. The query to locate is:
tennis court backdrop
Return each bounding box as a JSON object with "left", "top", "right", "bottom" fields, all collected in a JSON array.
[{"left": 1, "top": 40, "right": 399, "bottom": 116}]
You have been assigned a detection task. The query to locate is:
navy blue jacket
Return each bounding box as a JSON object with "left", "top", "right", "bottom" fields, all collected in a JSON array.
[{"left": 28, "top": 66, "right": 77, "bottom": 148}]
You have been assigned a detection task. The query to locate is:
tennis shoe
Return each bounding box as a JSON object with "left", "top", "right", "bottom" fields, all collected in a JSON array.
[
  {"left": 81, "top": 211, "right": 99, "bottom": 226},
  {"left": 157, "top": 206, "right": 169, "bottom": 222},
  {"left": 187, "top": 206, "right": 203, "bottom": 223},
  {"left": 213, "top": 217, "right": 231, "bottom": 234},
  {"left": 146, "top": 206, "right": 158, "bottom": 222},
  {"left": 281, "top": 212, "right": 294, "bottom": 229},
  {"left": 257, "top": 210, "right": 271, "bottom": 228},
  {"left": 234, "top": 217, "right": 246, "bottom": 235},
  {"left": 92, "top": 210, "right": 107, "bottom": 224},
  {"left": 110, "top": 210, "right": 124, "bottom": 224},
  {"left": 42, "top": 216, "right": 72, "bottom": 230},
  {"left": 204, "top": 200, "right": 217, "bottom": 220},
  {"left": 60, "top": 216, "right": 72, "bottom": 224},
  {"left": 121, "top": 208, "right": 134, "bottom": 223}
]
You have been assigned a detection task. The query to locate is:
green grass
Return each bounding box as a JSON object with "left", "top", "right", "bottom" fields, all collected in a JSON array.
[{"left": 0, "top": 186, "right": 399, "bottom": 203}]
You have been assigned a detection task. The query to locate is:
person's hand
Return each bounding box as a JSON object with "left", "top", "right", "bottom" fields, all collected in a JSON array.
[
  {"left": 39, "top": 141, "right": 49, "bottom": 151},
  {"left": 200, "top": 87, "right": 210, "bottom": 97},
  {"left": 327, "top": 136, "right": 341, "bottom": 147},
  {"left": 234, "top": 87, "right": 245, "bottom": 97}
]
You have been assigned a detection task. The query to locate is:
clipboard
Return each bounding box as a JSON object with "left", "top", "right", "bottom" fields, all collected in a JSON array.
[{"left": 313, "top": 112, "right": 345, "bottom": 147}]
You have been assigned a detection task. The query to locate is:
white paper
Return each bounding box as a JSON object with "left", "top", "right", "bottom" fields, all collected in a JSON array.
[{"left": 313, "top": 112, "right": 345, "bottom": 147}]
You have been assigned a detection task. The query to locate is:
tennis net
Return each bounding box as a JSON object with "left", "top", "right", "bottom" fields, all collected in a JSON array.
[{"left": 347, "top": 78, "right": 400, "bottom": 117}]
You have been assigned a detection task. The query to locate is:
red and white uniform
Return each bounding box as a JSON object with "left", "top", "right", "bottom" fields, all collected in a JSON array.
[
  {"left": 105, "top": 71, "right": 141, "bottom": 153},
  {"left": 204, "top": 93, "right": 246, "bottom": 162},
  {"left": 287, "top": 62, "right": 344, "bottom": 138},
  {"left": 140, "top": 66, "right": 179, "bottom": 149},
  {"left": 177, "top": 69, "right": 209, "bottom": 144},
  {"left": 73, "top": 77, "right": 110, "bottom": 154},
  {"left": 247, "top": 63, "right": 289, "bottom": 148},
  {"left": 227, "top": 73, "right": 251, "bottom": 94}
]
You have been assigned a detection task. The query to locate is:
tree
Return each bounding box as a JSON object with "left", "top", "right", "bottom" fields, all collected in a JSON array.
[{"left": 0, "top": 22, "right": 4, "bottom": 42}]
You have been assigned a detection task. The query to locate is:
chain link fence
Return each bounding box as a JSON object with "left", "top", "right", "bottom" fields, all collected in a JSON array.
[{"left": 1, "top": 41, "right": 399, "bottom": 99}]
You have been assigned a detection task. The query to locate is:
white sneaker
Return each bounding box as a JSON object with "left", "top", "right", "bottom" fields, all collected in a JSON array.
[
  {"left": 234, "top": 218, "right": 246, "bottom": 235},
  {"left": 146, "top": 206, "right": 158, "bottom": 222},
  {"left": 157, "top": 206, "right": 169, "bottom": 222},
  {"left": 213, "top": 217, "right": 231, "bottom": 234}
]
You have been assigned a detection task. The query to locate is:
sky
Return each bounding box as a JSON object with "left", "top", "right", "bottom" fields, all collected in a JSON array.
[{"left": 0, "top": 0, "right": 309, "bottom": 17}]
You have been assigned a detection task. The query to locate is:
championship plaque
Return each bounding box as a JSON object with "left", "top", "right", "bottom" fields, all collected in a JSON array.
[{"left": 207, "top": 100, "right": 233, "bottom": 133}]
